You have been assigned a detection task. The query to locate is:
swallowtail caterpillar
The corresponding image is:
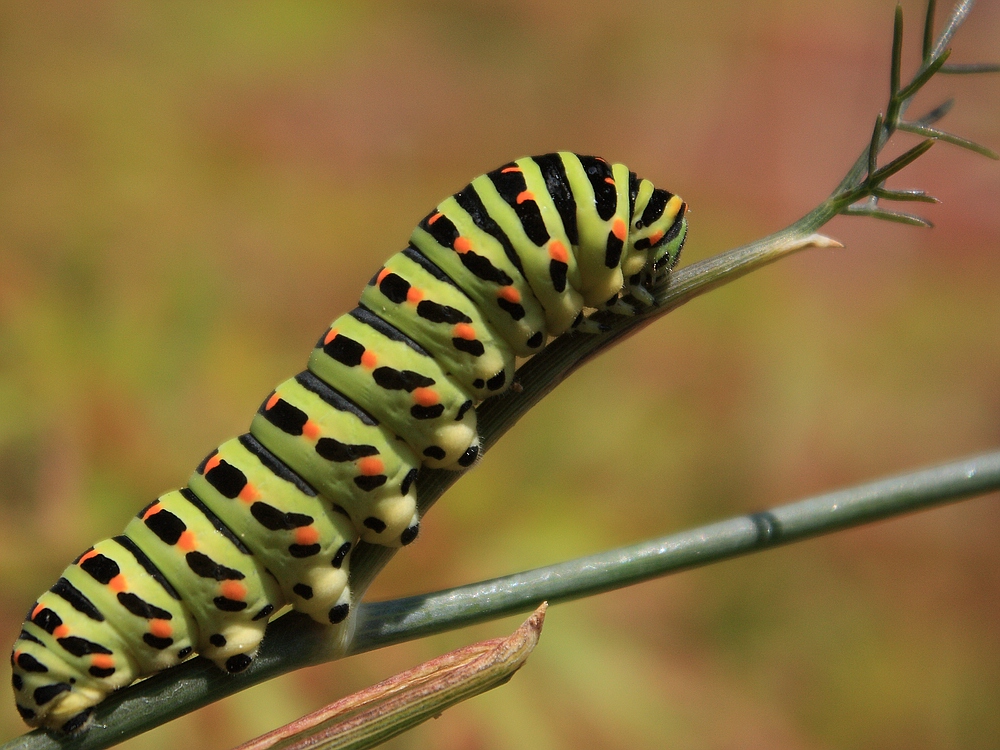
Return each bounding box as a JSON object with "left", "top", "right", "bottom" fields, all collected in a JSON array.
[{"left": 11, "top": 152, "right": 687, "bottom": 733}]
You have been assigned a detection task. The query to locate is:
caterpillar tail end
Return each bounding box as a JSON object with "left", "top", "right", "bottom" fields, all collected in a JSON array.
[
  {"left": 21, "top": 695, "right": 101, "bottom": 734},
  {"left": 12, "top": 652, "right": 109, "bottom": 733}
]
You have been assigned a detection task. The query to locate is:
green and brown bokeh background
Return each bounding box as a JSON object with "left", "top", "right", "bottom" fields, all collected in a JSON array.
[{"left": 0, "top": 2, "right": 997, "bottom": 748}]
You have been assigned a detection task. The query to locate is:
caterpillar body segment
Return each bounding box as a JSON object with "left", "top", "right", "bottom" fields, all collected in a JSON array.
[
  {"left": 473, "top": 158, "right": 587, "bottom": 335},
  {"left": 557, "top": 157, "right": 633, "bottom": 308},
  {"left": 410, "top": 197, "right": 550, "bottom": 356},
  {"left": 250, "top": 372, "right": 421, "bottom": 547},
  {"left": 188, "top": 436, "right": 356, "bottom": 625},
  {"left": 11, "top": 152, "right": 686, "bottom": 732},
  {"left": 122, "top": 488, "right": 285, "bottom": 671},
  {"left": 62, "top": 538, "right": 198, "bottom": 677},
  {"left": 359, "top": 249, "right": 517, "bottom": 401},
  {"left": 308, "top": 308, "right": 480, "bottom": 471}
]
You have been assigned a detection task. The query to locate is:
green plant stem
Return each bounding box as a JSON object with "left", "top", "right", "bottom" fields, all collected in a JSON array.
[
  {"left": 351, "top": 451, "right": 1000, "bottom": 650},
  {"left": 6, "top": 451, "right": 998, "bottom": 750}
]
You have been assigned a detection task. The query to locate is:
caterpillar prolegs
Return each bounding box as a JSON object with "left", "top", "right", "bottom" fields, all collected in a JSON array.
[{"left": 11, "top": 152, "right": 688, "bottom": 732}]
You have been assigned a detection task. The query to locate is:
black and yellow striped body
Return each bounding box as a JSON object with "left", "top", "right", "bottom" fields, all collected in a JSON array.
[{"left": 12, "top": 152, "right": 687, "bottom": 732}]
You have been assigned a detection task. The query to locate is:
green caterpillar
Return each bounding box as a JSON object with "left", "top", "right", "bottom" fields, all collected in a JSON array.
[{"left": 11, "top": 152, "right": 687, "bottom": 733}]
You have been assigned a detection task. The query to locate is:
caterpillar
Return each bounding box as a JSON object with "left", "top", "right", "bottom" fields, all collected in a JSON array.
[{"left": 10, "top": 152, "right": 687, "bottom": 733}]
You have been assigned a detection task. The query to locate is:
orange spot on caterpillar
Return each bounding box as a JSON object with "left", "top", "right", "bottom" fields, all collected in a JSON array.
[
  {"left": 427, "top": 212, "right": 443, "bottom": 225},
  {"left": 31, "top": 604, "right": 43, "bottom": 618},
  {"left": 54, "top": 624, "right": 70, "bottom": 638},
  {"left": 204, "top": 454, "right": 222, "bottom": 474},
  {"left": 265, "top": 393, "right": 280, "bottom": 411},
  {"left": 648, "top": 230, "right": 664, "bottom": 245},
  {"left": 497, "top": 286, "right": 521, "bottom": 303},
  {"left": 295, "top": 526, "right": 320, "bottom": 546},
  {"left": 142, "top": 503, "right": 162, "bottom": 520},
  {"left": 357, "top": 456, "right": 385, "bottom": 476},
  {"left": 548, "top": 241, "right": 568, "bottom": 264},
  {"left": 453, "top": 323, "right": 476, "bottom": 340},
  {"left": 612, "top": 218, "right": 627, "bottom": 241},
  {"left": 77, "top": 549, "right": 99, "bottom": 565},
  {"left": 90, "top": 654, "right": 114, "bottom": 670},
  {"left": 516, "top": 190, "right": 535, "bottom": 204},
  {"left": 406, "top": 287, "right": 424, "bottom": 303},
  {"left": 323, "top": 328, "right": 339, "bottom": 345},
  {"left": 109, "top": 575, "right": 127, "bottom": 593},
  {"left": 454, "top": 236, "right": 472, "bottom": 253},
  {"left": 149, "top": 620, "right": 172, "bottom": 639},
  {"left": 412, "top": 387, "right": 439, "bottom": 407},
  {"left": 501, "top": 166, "right": 522, "bottom": 173},
  {"left": 239, "top": 483, "right": 259, "bottom": 503},
  {"left": 303, "top": 420, "right": 321, "bottom": 440},
  {"left": 178, "top": 531, "right": 197, "bottom": 551},
  {"left": 376, "top": 267, "right": 390, "bottom": 284},
  {"left": 604, "top": 177, "right": 615, "bottom": 185},
  {"left": 220, "top": 581, "right": 246, "bottom": 601},
  {"left": 361, "top": 350, "right": 378, "bottom": 369}
]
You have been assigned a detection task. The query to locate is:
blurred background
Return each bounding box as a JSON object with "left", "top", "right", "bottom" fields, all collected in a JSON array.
[{"left": 0, "top": 1, "right": 998, "bottom": 748}]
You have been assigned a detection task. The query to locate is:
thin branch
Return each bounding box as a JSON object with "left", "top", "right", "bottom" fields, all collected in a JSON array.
[
  {"left": 871, "top": 138, "right": 936, "bottom": 182},
  {"left": 830, "top": 0, "right": 996, "bottom": 220},
  {"left": 898, "top": 47, "right": 950, "bottom": 100},
  {"left": 940, "top": 62, "right": 1000, "bottom": 73},
  {"left": 350, "top": 451, "right": 1000, "bottom": 651},
  {"left": 868, "top": 113, "right": 884, "bottom": 179},
  {"left": 842, "top": 205, "right": 934, "bottom": 227},
  {"left": 922, "top": 0, "right": 937, "bottom": 63},
  {"left": 886, "top": 5, "right": 905, "bottom": 126},
  {"left": 930, "top": 0, "right": 976, "bottom": 61},
  {"left": 898, "top": 122, "right": 1000, "bottom": 159},
  {"left": 871, "top": 187, "right": 938, "bottom": 203},
  {"left": 6, "top": 451, "right": 998, "bottom": 750}
]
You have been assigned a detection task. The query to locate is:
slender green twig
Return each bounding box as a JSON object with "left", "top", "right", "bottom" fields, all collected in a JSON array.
[
  {"left": 922, "top": 0, "right": 937, "bottom": 62},
  {"left": 886, "top": 6, "right": 905, "bottom": 126},
  {"left": 930, "top": 0, "right": 975, "bottom": 61},
  {"left": 6, "top": 451, "right": 999, "bottom": 750},
  {"left": 897, "top": 121, "right": 999, "bottom": 159},
  {"left": 830, "top": 0, "right": 998, "bottom": 224},
  {"left": 4, "top": 2, "right": 996, "bottom": 748},
  {"left": 940, "top": 62, "right": 1000, "bottom": 73},
  {"left": 349, "top": 451, "right": 1000, "bottom": 651},
  {"left": 898, "top": 48, "right": 950, "bottom": 101}
]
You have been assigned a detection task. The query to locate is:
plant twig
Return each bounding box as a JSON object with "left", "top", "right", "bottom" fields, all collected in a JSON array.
[
  {"left": 832, "top": 0, "right": 998, "bottom": 212},
  {"left": 6, "top": 450, "right": 998, "bottom": 750},
  {"left": 350, "top": 451, "right": 1000, "bottom": 650}
]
